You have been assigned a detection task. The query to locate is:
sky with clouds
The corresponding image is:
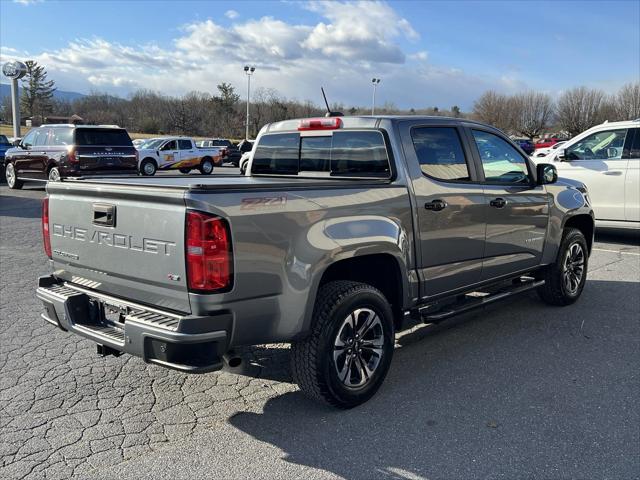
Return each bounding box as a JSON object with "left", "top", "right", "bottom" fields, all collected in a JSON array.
[{"left": 1, "top": 0, "right": 638, "bottom": 110}]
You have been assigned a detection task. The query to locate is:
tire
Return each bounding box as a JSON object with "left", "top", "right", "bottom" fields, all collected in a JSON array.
[
  {"left": 179, "top": 168, "right": 191, "bottom": 174},
  {"left": 291, "top": 281, "right": 395, "bottom": 409},
  {"left": 140, "top": 158, "right": 157, "bottom": 176},
  {"left": 48, "top": 167, "right": 61, "bottom": 182},
  {"left": 5, "top": 162, "right": 23, "bottom": 189},
  {"left": 199, "top": 157, "right": 214, "bottom": 175},
  {"left": 537, "top": 228, "right": 589, "bottom": 306}
]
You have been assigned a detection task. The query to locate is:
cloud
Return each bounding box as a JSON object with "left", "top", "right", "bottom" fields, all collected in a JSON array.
[
  {"left": 225, "top": 9, "right": 239, "bottom": 19},
  {"left": 13, "top": 0, "right": 43, "bottom": 5},
  {"left": 409, "top": 51, "right": 429, "bottom": 61},
  {"left": 0, "top": 1, "right": 531, "bottom": 109}
]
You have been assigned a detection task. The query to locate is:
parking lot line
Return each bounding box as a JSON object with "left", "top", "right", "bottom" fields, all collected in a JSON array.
[{"left": 592, "top": 248, "right": 640, "bottom": 256}]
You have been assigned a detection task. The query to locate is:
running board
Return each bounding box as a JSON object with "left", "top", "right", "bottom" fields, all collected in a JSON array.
[{"left": 420, "top": 278, "right": 545, "bottom": 323}]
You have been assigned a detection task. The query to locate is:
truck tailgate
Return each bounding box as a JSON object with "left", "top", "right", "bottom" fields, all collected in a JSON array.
[{"left": 47, "top": 182, "right": 191, "bottom": 313}]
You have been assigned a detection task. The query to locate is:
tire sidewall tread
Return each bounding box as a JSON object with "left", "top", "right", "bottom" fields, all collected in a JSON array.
[{"left": 291, "top": 280, "right": 395, "bottom": 409}]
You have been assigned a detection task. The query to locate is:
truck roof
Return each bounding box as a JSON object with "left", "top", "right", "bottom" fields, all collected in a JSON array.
[{"left": 263, "top": 115, "right": 491, "bottom": 133}]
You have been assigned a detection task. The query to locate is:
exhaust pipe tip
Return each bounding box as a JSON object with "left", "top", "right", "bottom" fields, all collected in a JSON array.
[{"left": 223, "top": 352, "right": 242, "bottom": 369}]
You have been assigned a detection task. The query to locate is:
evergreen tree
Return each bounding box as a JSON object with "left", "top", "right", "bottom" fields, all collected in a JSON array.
[{"left": 20, "top": 60, "right": 56, "bottom": 120}]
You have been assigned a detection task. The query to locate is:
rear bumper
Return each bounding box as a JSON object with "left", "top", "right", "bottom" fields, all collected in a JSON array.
[{"left": 36, "top": 275, "right": 231, "bottom": 373}]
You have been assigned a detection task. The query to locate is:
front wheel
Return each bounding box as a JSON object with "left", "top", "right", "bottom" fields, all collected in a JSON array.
[
  {"left": 291, "top": 281, "right": 395, "bottom": 408},
  {"left": 5, "top": 162, "right": 23, "bottom": 189},
  {"left": 537, "top": 228, "right": 589, "bottom": 306},
  {"left": 199, "top": 157, "right": 214, "bottom": 175},
  {"left": 140, "top": 158, "right": 157, "bottom": 176}
]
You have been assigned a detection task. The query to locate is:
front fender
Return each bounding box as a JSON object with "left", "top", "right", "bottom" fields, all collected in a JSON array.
[{"left": 541, "top": 179, "right": 595, "bottom": 264}]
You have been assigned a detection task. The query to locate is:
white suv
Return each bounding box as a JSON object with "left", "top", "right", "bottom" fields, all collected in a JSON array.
[{"left": 533, "top": 120, "right": 639, "bottom": 230}]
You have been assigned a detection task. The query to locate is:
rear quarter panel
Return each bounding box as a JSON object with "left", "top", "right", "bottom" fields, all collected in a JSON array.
[{"left": 186, "top": 183, "right": 415, "bottom": 346}]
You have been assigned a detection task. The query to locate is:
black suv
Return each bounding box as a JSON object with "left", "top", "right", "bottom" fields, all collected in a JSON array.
[{"left": 4, "top": 124, "right": 138, "bottom": 189}]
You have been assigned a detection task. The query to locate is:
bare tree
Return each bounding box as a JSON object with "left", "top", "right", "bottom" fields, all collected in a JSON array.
[
  {"left": 615, "top": 82, "right": 640, "bottom": 120},
  {"left": 472, "top": 91, "right": 516, "bottom": 133},
  {"left": 556, "top": 87, "right": 606, "bottom": 136},
  {"left": 512, "top": 91, "right": 554, "bottom": 139}
]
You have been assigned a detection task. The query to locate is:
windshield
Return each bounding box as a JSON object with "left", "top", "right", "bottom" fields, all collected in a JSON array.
[{"left": 139, "top": 138, "right": 165, "bottom": 149}]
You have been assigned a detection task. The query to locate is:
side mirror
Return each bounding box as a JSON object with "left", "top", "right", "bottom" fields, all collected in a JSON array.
[
  {"left": 606, "top": 147, "right": 618, "bottom": 159},
  {"left": 557, "top": 149, "right": 567, "bottom": 161},
  {"left": 537, "top": 163, "right": 558, "bottom": 185},
  {"left": 13, "top": 139, "right": 21, "bottom": 147}
]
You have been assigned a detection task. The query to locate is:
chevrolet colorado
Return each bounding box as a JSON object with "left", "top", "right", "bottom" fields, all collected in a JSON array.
[{"left": 36, "top": 116, "right": 594, "bottom": 408}]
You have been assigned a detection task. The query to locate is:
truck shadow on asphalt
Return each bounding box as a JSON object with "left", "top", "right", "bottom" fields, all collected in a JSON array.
[{"left": 230, "top": 280, "right": 639, "bottom": 479}]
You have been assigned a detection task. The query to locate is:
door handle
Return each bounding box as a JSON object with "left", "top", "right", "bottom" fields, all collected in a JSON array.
[
  {"left": 490, "top": 197, "right": 507, "bottom": 208},
  {"left": 425, "top": 199, "right": 447, "bottom": 211},
  {"left": 603, "top": 171, "right": 623, "bottom": 176}
]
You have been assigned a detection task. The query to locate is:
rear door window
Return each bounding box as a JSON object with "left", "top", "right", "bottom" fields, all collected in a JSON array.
[
  {"left": 178, "top": 139, "right": 192, "bottom": 150},
  {"left": 251, "top": 130, "right": 390, "bottom": 176},
  {"left": 630, "top": 128, "right": 640, "bottom": 159},
  {"left": 48, "top": 128, "right": 73, "bottom": 146},
  {"left": 75, "top": 129, "right": 132, "bottom": 146},
  {"left": 411, "top": 127, "right": 470, "bottom": 181}
]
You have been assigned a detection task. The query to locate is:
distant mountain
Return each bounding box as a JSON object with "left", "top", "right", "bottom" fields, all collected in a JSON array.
[{"left": 0, "top": 83, "right": 86, "bottom": 102}]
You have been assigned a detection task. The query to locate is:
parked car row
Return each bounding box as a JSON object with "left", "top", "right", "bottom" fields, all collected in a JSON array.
[
  {"left": 1, "top": 126, "right": 253, "bottom": 188},
  {"left": 2, "top": 118, "right": 638, "bottom": 231}
]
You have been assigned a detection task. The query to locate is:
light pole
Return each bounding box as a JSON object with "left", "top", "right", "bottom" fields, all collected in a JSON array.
[
  {"left": 2, "top": 60, "right": 27, "bottom": 139},
  {"left": 371, "top": 78, "right": 381, "bottom": 115},
  {"left": 244, "top": 65, "right": 255, "bottom": 140}
]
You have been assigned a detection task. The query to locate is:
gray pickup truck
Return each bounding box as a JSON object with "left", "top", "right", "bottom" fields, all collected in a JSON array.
[{"left": 36, "top": 115, "right": 594, "bottom": 408}]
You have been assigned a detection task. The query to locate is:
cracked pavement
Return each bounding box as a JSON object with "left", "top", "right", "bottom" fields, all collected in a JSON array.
[{"left": 1, "top": 181, "right": 639, "bottom": 479}]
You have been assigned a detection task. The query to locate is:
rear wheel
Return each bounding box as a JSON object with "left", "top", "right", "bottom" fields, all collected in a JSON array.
[
  {"left": 199, "top": 157, "right": 214, "bottom": 175},
  {"left": 48, "top": 167, "right": 61, "bottom": 182},
  {"left": 291, "top": 281, "right": 395, "bottom": 408},
  {"left": 537, "top": 228, "right": 588, "bottom": 306},
  {"left": 5, "top": 162, "right": 23, "bottom": 189},
  {"left": 140, "top": 158, "right": 157, "bottom": 176}
]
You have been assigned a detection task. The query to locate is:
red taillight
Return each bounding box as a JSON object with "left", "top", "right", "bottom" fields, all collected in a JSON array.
[
  {"left": 42, "top": 197, "right": 52, "bottom": 258},
  {"left": 298, "top": 117, "right": 343, "bottom": 131},
  {"left": 67, "top": 148, "right": 78, "bottom": 164},
  {"left": 185, "top": 210, "right": 232, "bottom": 293}
]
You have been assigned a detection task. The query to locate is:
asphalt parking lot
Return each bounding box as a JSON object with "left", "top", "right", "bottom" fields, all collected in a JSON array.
[{"left": 1, "top": 173, "right": 639, "bottom": 479}]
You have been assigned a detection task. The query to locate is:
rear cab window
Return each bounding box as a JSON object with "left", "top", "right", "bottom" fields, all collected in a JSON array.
[
  {"left": 251, "top": 130, "right": 391, "bottom": 177},
  {"left": 75, "top": 129, "right": 133, "bottom": 146}
]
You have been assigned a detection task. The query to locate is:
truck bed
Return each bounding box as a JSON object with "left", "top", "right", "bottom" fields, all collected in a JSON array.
[{"left": 61, "top": 174, "right": 391, "bottom": 191}]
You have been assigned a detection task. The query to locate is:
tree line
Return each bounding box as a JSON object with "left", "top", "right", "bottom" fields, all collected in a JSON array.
[
  {"left": 1, "top": 61, "right": 638, "bottom": 139},
  {"left": 473, "top": 84, "right": 640, "bottom": 138}
]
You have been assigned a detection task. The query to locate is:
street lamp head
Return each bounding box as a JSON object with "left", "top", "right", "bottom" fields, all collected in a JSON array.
[
  {"left": 250, "top": 66, "right": 256, "bottom": 73},
  {"left": 244, "top": 65, "right": 250, "bottom": 72}
]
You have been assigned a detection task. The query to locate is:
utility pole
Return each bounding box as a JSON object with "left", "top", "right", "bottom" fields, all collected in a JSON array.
[
  {"left": 244, "top": 65, "right": 256, "bottom": 140},
  {"left": 371, "top": 78, "right": 381, "bottom": 115}
]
